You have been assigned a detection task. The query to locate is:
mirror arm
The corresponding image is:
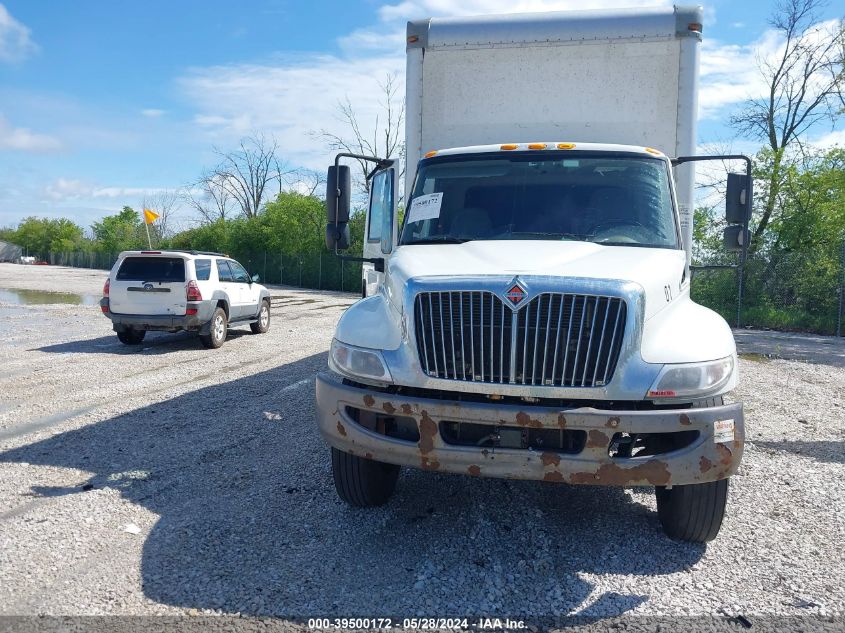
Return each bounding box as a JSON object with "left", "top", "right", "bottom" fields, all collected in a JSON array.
[
  {"left": 330, "top": 152, "right": 391, "bottom": 257},
  {"left": 337, "top": 255, "right": 385, "bottom": 273}
]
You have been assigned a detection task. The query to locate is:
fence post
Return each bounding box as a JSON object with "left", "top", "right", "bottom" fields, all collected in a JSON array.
[
  {"left": 341, "top": 260, "right": 344, "bottom": 292},
  {"left": 838, "top": 233, "right": 844, "bottom": 337},
  {"left": 318, "top": 254, "right": 322, "bottom": 290},
  {"left": 263, "top": 252, "right": 267, "bottom": 283},
  {"left": 280, "top": 252, "right": 283, "bottom": 286},
  {"left": 299, "top": 260, "right": 302, "bottom": 287}
]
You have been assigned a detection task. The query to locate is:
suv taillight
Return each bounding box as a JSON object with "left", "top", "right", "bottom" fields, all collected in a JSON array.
[
  {"left": 186, "top": 280, "right": 202, "bottom": 302},
  {"left": 103, "top": 278, "right": 110, "bottom": 297}
]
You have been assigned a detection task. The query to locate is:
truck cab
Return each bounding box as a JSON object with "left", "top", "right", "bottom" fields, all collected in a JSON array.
[{"left": 316, "top": 5, "right": 748, "bottom": 543}]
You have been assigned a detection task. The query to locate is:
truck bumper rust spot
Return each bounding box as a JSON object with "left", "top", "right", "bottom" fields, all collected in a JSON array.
[{"left": 315, "top": 372, "right": 745, "bottom": 487}]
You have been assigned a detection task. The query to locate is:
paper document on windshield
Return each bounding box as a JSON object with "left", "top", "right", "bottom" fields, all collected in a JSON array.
[{"left": 407, "top": 192, "right": 443, "bottom": 223}]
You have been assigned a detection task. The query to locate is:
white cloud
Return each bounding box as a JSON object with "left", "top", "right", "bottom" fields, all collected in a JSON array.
[
  {"left": 0, "top": 3, "right": 37, "bottom": 63},
  {"left": 141, "top": 108, "right": 165, "bottom": 118},
  {"left": 810, "top": 128, "right": 845, "bottom": 149},
  {"left": 0, "top": 114, "right": 61, "bottom": 152},
  {"left": 698, "top": 19, "right": 843, "bottom": 120},
  {"left": 179, "top": 53, "right": 405, "bottom": 170},
  {"left": 43, "top": 178, "right": 182, "bottom": 203}
]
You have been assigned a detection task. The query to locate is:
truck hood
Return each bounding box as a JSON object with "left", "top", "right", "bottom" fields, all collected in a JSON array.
[{"left": 387, "top": 240, "right": 686, "bottom": 321}]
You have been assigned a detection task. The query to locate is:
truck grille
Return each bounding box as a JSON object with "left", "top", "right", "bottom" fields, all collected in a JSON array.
[{"left": 413, "top": 291, "right": 626, "bottom": 388}]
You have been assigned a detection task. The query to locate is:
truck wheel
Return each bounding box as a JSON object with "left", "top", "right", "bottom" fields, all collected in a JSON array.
[
  {"left": 331, "top": 447, "right": 399, "bottom": 507},
  {"left": 199, "top": 307, "right": 228, "bottom": 349},
  {"left": 656, "top": 478, "right": 729, "bottom": 542},
  {"left": 250, "top": 300, "right": 271, "bottom": 334},
  {"left": 655, "top": 394, "right": 728, "bottom": 542},
  {"left": 116, "top": 328, "right": 146, "bottom": 345}
]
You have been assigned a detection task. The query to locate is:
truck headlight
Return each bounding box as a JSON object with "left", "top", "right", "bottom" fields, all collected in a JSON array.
[
  {"left": 329, "top": 338, "right": 393, "bottom": 385},
  {"left": 647, "top": 356, "right": 734, "bottom": 399}
]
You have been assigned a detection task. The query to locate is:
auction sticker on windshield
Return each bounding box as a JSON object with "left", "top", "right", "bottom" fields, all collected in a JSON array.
[{"left": 408, "top": 192, "right": 443, "bottom": 223}]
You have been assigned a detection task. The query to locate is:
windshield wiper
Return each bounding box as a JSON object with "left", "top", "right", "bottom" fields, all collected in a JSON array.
[
  {"left": 504, "top": 232, "right": 584, "bottom": 241},
  {"left": 403, "top": 236, "right": 470, "bottom": 245}
]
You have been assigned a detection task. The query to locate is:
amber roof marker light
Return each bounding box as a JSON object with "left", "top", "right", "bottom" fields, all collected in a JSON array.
[
  {"left": 500, "top": 144, "right": 519, "bottom": 150},
  {"left": 556, "top": 143, "right": 576, "bottom": 150}
]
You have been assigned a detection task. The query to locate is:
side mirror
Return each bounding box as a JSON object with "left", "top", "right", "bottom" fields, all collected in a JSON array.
[
  {"left": 726, "top": 172, "right": 752, "bottom": 225},
  {"left": 251, "top": 274, "right": 260, "bottom": 283},
  {"left": 326, "top": 165, "right": 351, "bottom": 252},
  {"left": 325, "top": 223, "right": 350, "bottom": 251},
  {"left": 723, "top": 225, "right": 748, "bottom": 253},
  {"left": 326, "top": 165, "right": 351, "bottom": 224}
]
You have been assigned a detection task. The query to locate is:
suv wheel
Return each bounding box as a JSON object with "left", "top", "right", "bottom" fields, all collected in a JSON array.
[
  {"left": 200, "top": 307, "right": 228, "bottom": 349},
  {"left": 250, "top": 300, "right": 271, "bottom": 334},
  {"left": 116, "top": 328, "right": 146, "bottom": 345},
  {"left": 331, "top": 447, "right": 399, "bottom": 507},
  {"left": 655, "top": 395, "right": 729, "bottom": 542}
]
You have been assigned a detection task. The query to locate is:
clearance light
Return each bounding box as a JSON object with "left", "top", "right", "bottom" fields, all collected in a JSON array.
[
  {"left": 500, "top": 144, "right": 519, "bottom": 150},
  {"left": 407, "top": 35, "right": 419, "bottom": 43},
  {"left": 528, "top": 143, "right": 547, "bottom": 150},
  {"left": 557, "top": 143, "right": 576, "bottom": 150},
  {"left": 424, "top": 150, "right": 438, "bottom": 158},
  {"left": 645, "top": 147, "right": 663, "bottom": 155},
  {"left": 688, "top": 22, "right": 702, "bottom": 33}
]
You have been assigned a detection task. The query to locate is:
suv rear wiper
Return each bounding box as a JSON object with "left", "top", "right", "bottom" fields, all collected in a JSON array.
[{"left": 403, "top": 236, "right": 470, "bottom": 245}]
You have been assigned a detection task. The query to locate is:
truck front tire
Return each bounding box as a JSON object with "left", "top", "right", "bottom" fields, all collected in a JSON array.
[
  {"left": 656, "top": 478, "right": 728, "bottom": 542},
  {"left": 655, "top": 394, "right": 729, "bottom": 542},
  {"left": 331, "top": 447, "right": 399, "bottom": 507}
]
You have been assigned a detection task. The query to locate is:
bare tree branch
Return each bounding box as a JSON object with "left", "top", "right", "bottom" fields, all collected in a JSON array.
[
  {"left": 141, "top": 189, "right": 181, "bottom": 238},
  {"left": 315, "top": 73, "right": 405, "bottom": 195},
  {"left": 730, "top": 0, "right": 844, "bottom": 253},
  {"left": 209, "top": 134, "right": 285, "bottom": 218}
]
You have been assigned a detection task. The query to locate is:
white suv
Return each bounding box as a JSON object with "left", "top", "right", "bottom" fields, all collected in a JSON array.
[{"left": 100, "top": 250, "right": 272, "bottom": 348}]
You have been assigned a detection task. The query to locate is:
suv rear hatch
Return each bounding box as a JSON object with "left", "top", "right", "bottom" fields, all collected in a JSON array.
[{"left": 109, "top": 255, "right": 187, "bottom": 316}]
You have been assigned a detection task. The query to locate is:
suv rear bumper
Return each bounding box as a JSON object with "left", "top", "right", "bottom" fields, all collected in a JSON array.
[
  {"left": 100, "top": 298, "right": 213, "bottom": 331},
  {"left": 315, "top": 372, "right": 744, "bottom": 487}
]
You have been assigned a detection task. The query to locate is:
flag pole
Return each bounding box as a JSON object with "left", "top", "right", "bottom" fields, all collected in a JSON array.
[{"left": 145, "top": 219, "right": 153, "bottom": 249}]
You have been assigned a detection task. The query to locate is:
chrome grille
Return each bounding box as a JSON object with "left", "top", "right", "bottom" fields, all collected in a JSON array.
[{"left": 414, "top": 291, "right": 626, "bottom": 387}]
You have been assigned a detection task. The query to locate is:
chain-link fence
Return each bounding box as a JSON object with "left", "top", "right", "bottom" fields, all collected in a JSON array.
[
  {"left": 36, "top": 243, "right": 845, "bottom": 335},
  {"left": 43, "top": 251, "right": 364, "bottom": 294},
  {"left": 692, "top": 234, "right": 845, "bottom": 336}
]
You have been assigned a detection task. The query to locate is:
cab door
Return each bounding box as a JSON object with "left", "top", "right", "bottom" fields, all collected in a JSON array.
[{"left": 362, "top": 166, "right": 397, "bottom": 296}]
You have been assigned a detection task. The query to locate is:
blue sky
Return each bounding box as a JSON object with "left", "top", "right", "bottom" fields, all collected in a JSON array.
[{"left": 0, "top": 0, "right": 842, "bottom": 231}]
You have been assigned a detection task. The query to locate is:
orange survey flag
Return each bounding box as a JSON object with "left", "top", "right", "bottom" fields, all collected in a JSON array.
[{"left": 143, "top": 208, "right": 160, "bottom": 224}]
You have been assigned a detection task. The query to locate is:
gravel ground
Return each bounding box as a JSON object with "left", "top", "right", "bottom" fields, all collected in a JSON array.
[{"left": 0, "top": 263, "right": 843, "bottom": 628}]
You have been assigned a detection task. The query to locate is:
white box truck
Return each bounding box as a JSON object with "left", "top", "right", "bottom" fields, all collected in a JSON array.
[{"left": 317, "top": 5, "right": 750, "bottom": 542}]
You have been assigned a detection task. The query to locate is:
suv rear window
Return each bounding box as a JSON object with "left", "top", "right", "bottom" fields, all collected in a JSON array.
[
  {"left": 195, "top": 259, "right": 211, "bottom": 281},
  {"left": 116, "top": 257, "right": 186, "bottom": 282}
]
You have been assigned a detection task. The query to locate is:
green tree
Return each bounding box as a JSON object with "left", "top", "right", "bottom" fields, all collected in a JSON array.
[
  {"left": 92, "top": 207, "right": 144, "bottom": 253},
  {"left": 6, "top": 217, "right": 88, "bottom": 256}
]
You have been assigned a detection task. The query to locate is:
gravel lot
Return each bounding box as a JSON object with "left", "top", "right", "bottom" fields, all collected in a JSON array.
[{"left": 0, "top": 263, "right": 843, "bottom": 626}]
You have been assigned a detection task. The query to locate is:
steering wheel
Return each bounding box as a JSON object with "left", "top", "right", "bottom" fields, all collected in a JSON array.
[{"left": 588, "top": 219, "right": 650, "bottom": 243}]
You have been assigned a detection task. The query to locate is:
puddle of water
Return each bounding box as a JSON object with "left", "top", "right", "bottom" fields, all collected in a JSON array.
[{"left": 0, "top": 288, "right": 100, "bottom": 306}]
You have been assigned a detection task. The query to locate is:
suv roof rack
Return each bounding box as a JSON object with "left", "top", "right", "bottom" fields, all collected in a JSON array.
[{"left": 168, "top": 249, "right": 226, "bottom": 257}]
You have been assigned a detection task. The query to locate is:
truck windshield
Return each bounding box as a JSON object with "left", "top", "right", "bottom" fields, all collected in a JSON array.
[{"left": 400, "top": 153, "right": 679, "bottom": 248}]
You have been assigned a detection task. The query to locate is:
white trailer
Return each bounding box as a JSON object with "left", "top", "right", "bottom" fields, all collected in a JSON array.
[{"left": 320, "top": 5, "right": 751, "bottom": 543}]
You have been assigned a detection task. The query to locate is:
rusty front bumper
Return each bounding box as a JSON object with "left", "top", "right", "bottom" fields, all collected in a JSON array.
[{"left": 315, "top": 372, "right": 744, "bottom": 487}]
